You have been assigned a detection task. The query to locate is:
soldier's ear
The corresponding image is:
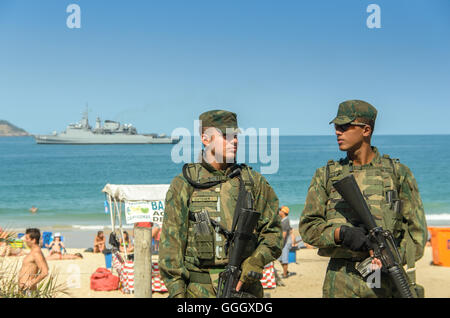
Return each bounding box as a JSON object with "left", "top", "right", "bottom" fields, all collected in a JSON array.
[
  {"left": 202, "top": 127, "right": 219, "bottom": 147},
  {"left": 201, "top": 133, "right": 211, "bottom": 147},
  {"left": 363, "top": 125, "right": 373, "bottom": 138}
]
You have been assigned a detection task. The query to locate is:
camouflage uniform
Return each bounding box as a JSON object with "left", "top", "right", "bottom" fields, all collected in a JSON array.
[
  {"left": 299, "top": 100, "right": 428, "bottom": 298},
  {"left": 159, "top": 110, "right": 282, "bottom": 298}
]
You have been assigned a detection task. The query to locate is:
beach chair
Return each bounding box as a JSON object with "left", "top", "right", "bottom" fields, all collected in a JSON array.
[{"left": 42, "top": 232, "right": 52, "bottom": 248}]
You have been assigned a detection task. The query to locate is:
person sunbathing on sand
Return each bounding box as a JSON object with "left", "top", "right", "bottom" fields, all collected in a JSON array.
[
  {"left": 93, "top": 231, "right": 105, "bottom": 253},
  {"left": 46, "top": 252, "right": 83, "bottom": 261},
  {"left": 47, "top": 234, "right": 66, "bottom": 257},
  {"left": 0, "top": 227, "right": 26, "bottom": 257},
  {"left": 0, "top": 227, "right": 9, "bottom": 256},
  {"left": 0, "top": 244, "right": 26, "bottom": 257}
]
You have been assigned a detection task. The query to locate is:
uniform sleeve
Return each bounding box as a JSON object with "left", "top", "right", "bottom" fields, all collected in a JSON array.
[
  {"left": 159, "top": 175, "right": 191, "bottom": 298},
  {"left": 397, "top": 164, "right": 428, "bottom": 261},
  {"left": 250, "top": 175, "right": 283, "bottom": 266},
  {"left": 299, "top": 167, "right": 341, "bottom": 248}
]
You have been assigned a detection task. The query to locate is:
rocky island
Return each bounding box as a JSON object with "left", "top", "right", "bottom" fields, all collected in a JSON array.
[{"left": 0, "top": 120, "right": 29, "bottom": 136}]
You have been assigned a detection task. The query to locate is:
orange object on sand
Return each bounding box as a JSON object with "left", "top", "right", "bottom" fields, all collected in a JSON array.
[
  {"left": 90, "top": 268, "right": 119, "bottom": 291},
  {"left": 428, "top": 227, "right": 450, "bottom": 267}
]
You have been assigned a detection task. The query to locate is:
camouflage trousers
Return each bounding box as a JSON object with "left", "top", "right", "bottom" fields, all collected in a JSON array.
[
  {"left": 186, "top": 282, "right": 264, "bottom": 298},
  {"left": 323, "top": 258, "right": 399, "bottom": 298},
  {"left": 185, "top": 270, "right": 263, "bottom": 298},
  {"left": 186, "top": 282, "right": 216, "bottom": 298}
]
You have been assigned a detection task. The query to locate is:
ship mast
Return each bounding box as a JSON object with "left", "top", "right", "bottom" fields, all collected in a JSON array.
[{"left": 81, "top": 103, "right": 91, "bottom": 129}]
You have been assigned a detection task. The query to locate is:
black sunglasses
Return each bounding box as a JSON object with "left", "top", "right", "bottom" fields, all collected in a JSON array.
[{"left": 334, "top": 123, "right": 367, "bottom": 132}]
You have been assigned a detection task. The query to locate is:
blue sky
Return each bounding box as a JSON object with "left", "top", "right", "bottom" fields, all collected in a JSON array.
[{"left": 1, "top": 0, "right": 449, "bottom": 135}]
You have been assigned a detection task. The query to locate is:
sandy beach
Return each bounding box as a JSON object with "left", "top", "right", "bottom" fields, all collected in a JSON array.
[
  {"left": 2, "top": 241, "right": 449, "bottom": 298},
  {"left": 271, "top": 245, "right": 450, "bottom": 298}
]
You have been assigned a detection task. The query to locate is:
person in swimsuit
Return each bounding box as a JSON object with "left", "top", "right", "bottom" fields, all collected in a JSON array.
[
  {"left": 46, "top": 252, "right": 83, "bottom": 261},
  {"left": 0, "top": 227, "right": 11, "bottom": 257},
  {"left": 29, "top": 206, "right": 38, "bottom": 214},
  {"left": 0, "top": 227, "right": 25, "bottom": 257},
  {"left": 48, "top": 234, "right": 66, "bottom": 258},
  {"left": 93, "top": 231, "right": 105, "bottom": 253},
  {"left": 18, "top": 228, "right": 49, "bottom": 294},
  {"left": 119, "top": 231, "right": 134, "bottom": 254}
]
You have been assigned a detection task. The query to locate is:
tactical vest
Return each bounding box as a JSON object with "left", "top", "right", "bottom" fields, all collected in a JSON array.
[
  {"left": 183, "top": 163, "right": 258, "bottom": 269},
  {"left": 319, "top": 154, "right": 405, "bottom": 260}
]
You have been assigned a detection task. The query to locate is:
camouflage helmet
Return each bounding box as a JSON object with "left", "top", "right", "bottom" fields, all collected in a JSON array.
[
  {"left": 199, "top": 110, "right": 240, "bottom": 135},
  {"left": 329, "top": 100, "right": 377, "bottom": 125}
]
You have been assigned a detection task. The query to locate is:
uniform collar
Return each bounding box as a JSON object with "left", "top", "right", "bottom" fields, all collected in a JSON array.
[
  {"left": 200, "top": 151, "right": 238, "bottom": 176},
  {"left": 346, "top": 146, "right": 381, "bottom": 168}
]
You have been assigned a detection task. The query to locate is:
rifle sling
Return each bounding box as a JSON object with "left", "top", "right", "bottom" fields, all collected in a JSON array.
[{"left": 182, "top": 163, "right": 241, "bottom": 189}]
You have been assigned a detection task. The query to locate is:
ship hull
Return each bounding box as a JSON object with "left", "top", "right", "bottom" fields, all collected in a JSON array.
[
  {"left": 34, "top": 110, "right": 180, "bottom": 144},
  {"left": 33, "top": 134, "right": 180, "bottom": 144}
]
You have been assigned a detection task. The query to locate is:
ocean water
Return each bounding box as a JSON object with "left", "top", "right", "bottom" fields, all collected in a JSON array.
[{"left": 1, "top": 135, "right": 449, "bottom": 232}]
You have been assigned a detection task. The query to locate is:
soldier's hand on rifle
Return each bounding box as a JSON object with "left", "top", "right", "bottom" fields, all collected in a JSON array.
[
  {"left": 236, "top": 257, "right": 264, "bottom": 291},
  {"left": 369, "top": 250, "right": 383, "bottom": 270},
  {"left": 236, "top": 270, "right": 263, "bottom": 292},
  {"left": 337, "top": 225, "right": 371, "bottom": 252}
]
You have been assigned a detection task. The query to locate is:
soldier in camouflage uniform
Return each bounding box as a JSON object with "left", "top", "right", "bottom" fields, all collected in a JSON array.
[
  {"left": 299, "top": 100, "right": 427, "bottom": 298},
  {"left": 159, "top": 110, "right": 282, "bottom": 298}
]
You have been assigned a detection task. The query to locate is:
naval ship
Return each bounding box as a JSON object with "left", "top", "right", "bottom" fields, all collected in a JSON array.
[{"left": 33, "top": 110, "right": 180, "bottom": 144}]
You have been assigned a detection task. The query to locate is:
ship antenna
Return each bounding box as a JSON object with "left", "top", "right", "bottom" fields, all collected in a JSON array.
[{"left": 81, "top": 102, "right": 91, "bottom": 129}]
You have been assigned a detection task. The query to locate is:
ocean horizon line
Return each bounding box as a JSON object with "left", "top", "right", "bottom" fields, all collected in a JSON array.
[
  {"left": 5, "top": 213, "right": 450, "bottom": 232},
  {"left": 2, "top": 133, "right": 450, "bottom": 138}
]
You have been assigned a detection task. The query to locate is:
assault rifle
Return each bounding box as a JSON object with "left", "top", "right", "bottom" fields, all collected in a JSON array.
[
  {"left": 216, "top": 192, "right": 261, "bottom": 298},
  {"left": 333, "top": 174, "right": 417, "bottom": 298}
]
